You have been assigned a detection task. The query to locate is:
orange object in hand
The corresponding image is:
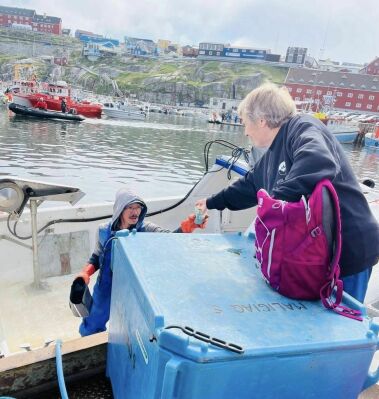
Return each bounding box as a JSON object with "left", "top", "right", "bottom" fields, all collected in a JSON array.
[
  {"left": 180, "top": 214, "right": 208, "bottom": 233},
  {"left": 75, "top": 263, "right": 96, "bottom": 285}
]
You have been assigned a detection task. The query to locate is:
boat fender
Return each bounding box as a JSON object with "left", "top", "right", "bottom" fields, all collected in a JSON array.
[{"left": 69, "top": 278, "right": 93, "bottom": 317}]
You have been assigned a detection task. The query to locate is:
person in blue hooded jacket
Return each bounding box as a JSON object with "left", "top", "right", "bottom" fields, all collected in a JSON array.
[{"left": 75, "top": 187, "right": 207, "bottom": 336}]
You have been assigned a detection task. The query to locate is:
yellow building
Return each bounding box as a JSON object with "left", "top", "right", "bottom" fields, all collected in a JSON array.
[
  {"left": 14, "top": 63, "right": 35, "bottom": 80},
  {"left": 157, "top": 39, "right": 171, "bottom": 53}
]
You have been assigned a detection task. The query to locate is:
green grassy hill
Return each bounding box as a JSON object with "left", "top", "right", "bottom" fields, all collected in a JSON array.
[{"left": 0, "top": 27, "right": 288, "bottom": 105}]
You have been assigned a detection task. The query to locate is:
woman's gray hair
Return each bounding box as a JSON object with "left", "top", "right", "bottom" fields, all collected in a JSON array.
[{"left": 238, "top": 83, "right": 296, "bottom": 128}]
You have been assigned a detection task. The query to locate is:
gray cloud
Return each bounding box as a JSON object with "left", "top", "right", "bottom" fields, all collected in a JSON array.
[{"left": 10, "top": 0, "right": 379, "bottom": 64}]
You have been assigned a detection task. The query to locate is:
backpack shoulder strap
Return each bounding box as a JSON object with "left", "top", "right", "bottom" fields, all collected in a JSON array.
[{"left": 318, "top": 179, "right": 362, "bottom": 321}]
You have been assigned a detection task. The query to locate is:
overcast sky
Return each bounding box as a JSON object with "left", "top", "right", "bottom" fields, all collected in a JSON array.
[{"left": 9, "top": 0, "right": 379, "bottom": 64}]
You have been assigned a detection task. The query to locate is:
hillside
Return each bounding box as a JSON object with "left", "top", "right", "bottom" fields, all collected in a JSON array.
[{"left": 0, "top": 27, "right": 288, "bottom": 105}]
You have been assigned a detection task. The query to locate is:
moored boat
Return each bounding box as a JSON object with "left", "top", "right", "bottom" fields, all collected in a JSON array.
[
  {"left": 102, "top": 101, "right": 146, "bottom": 120},
  {"left": 364, "top": 123, "right": 379, "bottom": 149},
  {"left": 11, "top": 81, "right": 102, "bottom": 118},
  {"left": 208, "top": 119, "right": 243, "bottom": 126},
  {"left": 8, "top": 102, "right": 85, "bottom": 122}
]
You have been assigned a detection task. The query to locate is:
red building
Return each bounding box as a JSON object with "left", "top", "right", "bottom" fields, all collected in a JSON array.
[
  {"left": 285, "top": 68, "right": 379, "bottom": 113},
  {"left": 360, "top": 57, "right": 379, "bottom": 76},
  {"left": 0, "top": 5, "right": 61, "bottom": 35},
  {"left": 182, "top": 45, "right": 199, "bottom": 57}
]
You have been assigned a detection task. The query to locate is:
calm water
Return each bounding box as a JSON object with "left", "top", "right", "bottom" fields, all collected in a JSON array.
[{"left": 0, "top": 109, "right": 378, "bottom": 205}]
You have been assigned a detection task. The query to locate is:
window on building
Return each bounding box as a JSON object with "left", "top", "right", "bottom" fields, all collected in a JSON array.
[
  {"left": 296, "top": 88, "right": 302, "bottom": 93},
  {"left": 306, "top": 89, "right": 312, "bottom": 94},
  {"left": 345, "top": 102, "right": 351, "bottom": 107},
  {"left": 316, "top": 90, "right": 322, "bottom": 95},
  {"left": 367, "top": 104, "right": 372, "bottom": 109},
  {"left": 287, "top": 87, "right": 292, "bottom": 92},
  {"left": 347, "top": 93, "right": 353, "bottom": 98},
  {"left": 326, "top": 91, "right": 332, "bottom": 95},
  {"left": 356, "top": 103, "right": 361, "bottom": 108},
  {"left": 295, "top": 97, "right": 300, "bottom": 101},
  {"left": 336, "top": 92, "right": 342, "bottom": 97},
  {"left": 358, "top": 94, "right": 364, "bottom": 99},
  {"left": 369, "top": 95, "right": 375, "bottom": 100}
]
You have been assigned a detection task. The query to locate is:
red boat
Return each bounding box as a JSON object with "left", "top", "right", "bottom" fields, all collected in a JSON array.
[{"left": 11, "top": 81, "right": 102, "bottom": 118}]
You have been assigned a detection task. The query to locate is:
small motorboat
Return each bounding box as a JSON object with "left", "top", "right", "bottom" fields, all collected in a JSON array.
[
  {"left": 102, "top": 101, "right": 146, "bottom": 120},
  {"left": 364, "top": 123, "right": 379, "bottom": 149},
  {"left": 208, "top": 119, "right": 243, "bottom": 127},
  {"left": 8, "top": 103, "right": 85, "bottom": 122}
]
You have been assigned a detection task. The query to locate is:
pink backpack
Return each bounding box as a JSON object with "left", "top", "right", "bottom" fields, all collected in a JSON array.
[{"left": 254, "top": 179, "right": 362, "bottom": 321}]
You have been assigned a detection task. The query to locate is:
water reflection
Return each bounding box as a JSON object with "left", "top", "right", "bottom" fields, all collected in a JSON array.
[
  {"left": 0, "top": 112, "right": 377, "bottom": 204},
  {"left": 1, "top": 113, "right": 248, "bottom": 203}
]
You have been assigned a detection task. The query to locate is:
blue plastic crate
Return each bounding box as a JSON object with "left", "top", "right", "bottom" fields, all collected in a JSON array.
[{"left": 107, "top": 232, "right": 379, "bottom": 399}]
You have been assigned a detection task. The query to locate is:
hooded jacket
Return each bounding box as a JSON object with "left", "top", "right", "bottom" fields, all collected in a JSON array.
[
  {"left": 79, "top": 188, "right": 177, "bottom": 336},
  {"left": 88, "top": 187, "right": 171, "bottom": 269}
]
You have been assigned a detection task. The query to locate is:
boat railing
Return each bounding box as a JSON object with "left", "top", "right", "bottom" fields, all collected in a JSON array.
[
  {"left": 327, "top": 118, "right": 358, "bottom": 127},
  {"left": 359, "top": 122, "right": 377, "bottom": 136}
]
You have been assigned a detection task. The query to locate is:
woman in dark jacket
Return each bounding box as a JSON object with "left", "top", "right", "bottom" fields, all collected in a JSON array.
[{"left": 196, "top": 83, "right": 379, "bottom": 303}]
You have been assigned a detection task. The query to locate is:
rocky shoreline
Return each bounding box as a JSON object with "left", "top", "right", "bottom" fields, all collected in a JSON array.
[{"left": 0, "top": 28, "right": 288, "bottom": 106}]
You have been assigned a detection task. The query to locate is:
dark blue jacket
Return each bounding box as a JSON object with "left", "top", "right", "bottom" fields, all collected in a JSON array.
[{"left": 206, "top": 114, "right": 379, "bottom": 277}]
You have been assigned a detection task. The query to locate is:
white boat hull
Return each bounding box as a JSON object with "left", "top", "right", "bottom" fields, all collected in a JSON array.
[
  {"left": 12, "top": 93, "right": 33, "bottom": 108},
  {"left": 102, "top": 108, "right": 146, "bottom": 120},
  {"left": 0, "top": 157, "right": 254, "bottom": 354}
]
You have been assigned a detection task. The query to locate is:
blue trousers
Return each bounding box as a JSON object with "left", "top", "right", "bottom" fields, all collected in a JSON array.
[
  {"left": 342, "top": 267, "right": 372, "bottom": 303},
  {"left": 79, "top": 266, "right": 112, "bottom": 337}
]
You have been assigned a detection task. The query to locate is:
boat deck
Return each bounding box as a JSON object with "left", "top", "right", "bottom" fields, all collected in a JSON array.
[{"left": 0, "top": 273, "right": 89, "bottom": 354}]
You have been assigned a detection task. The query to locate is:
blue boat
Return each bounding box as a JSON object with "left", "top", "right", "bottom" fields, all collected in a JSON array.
[{"left": 365, "top": 135, "right": 379, "bottom": 149}]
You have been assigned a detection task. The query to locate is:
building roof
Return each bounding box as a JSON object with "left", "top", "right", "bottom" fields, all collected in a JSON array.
[
  {"left": 0, "top": 5, "right": 35, "bottom": 17},
  {"left": 125, "top": 36, "right": 155, "bottom": 44},
  {"left": 33, "top": 14, "right": 61, "bottom": 24},
  {"left": 285, "top": 68, "right": 379, "bottom": 92}
]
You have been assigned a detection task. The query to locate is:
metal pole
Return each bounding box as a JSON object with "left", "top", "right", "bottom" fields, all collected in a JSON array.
[{"left": 30, "top": 199, "right": 41, "bottom": 288}]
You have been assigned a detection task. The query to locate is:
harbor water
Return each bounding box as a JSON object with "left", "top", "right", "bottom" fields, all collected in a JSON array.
[{"left": 0, "top": 110, "right": 378, "bottom": 204}]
